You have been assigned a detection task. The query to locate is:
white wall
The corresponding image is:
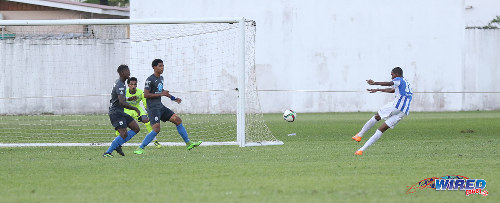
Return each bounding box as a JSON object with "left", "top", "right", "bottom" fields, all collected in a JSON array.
[
  {"left": 131, "top": 0, "right": 500, "bottom": 113},
  {"left": 2, "top": 0, "right": 498, "bottom": 115},
  {"left": 464, "top": 29, "right": 500, "bottom": 110},
  {"left": 0, "top": 39, "right": 129, "bottom": 114},
  {"left": 465, "top": 0, "right": 500, "bottom": 27}
]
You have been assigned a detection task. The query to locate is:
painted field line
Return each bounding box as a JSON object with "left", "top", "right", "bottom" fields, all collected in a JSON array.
[
  {"left": 0, "top": 142, "right": 238, "bottom": 147},
  {"left": 0, "top": 141, "right": 283, "bottom": 147}
]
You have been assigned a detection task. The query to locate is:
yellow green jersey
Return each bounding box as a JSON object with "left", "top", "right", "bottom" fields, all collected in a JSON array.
[{"left": 124, "top": 88, "right": 148, "bottom": 118}]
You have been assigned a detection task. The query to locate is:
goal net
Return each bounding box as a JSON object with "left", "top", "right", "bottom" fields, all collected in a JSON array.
[{"left": 0, "top": 18, "right": 282, "bottom": 147}]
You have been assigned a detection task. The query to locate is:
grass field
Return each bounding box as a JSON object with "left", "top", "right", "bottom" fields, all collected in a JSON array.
[{"left": 0, "top": 111, "right": 498, "bottom": 202}]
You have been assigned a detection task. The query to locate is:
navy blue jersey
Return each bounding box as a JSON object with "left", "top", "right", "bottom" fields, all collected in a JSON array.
[
  {"left": 144, "top": 74, "right": 164, "bottom": 110},
  {"left": 109, "top": 79, "right": 127, "bottom": 114}
]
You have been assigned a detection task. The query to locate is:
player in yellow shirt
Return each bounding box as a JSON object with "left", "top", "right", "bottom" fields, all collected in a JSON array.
[{"left": 115, "top": 77, "right": 161, "bottom": 148}]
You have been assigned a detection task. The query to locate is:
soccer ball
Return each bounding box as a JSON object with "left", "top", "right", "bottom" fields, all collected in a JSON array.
[{"left": 283, "top": 109, "right": 296, "bottom": 122}]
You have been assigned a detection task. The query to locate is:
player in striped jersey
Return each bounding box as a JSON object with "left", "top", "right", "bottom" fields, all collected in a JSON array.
[{"left": 352, "top": 67, "right": 413, "bottom": 155}]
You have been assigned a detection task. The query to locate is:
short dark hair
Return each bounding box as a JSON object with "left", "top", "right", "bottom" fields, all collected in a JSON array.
[
  {"left": 392, "top": 67, "right": 403, "bottom": 77},
  {"left": 117, "top": 64, "right": 129, "bottom": 74},
  {"left": 152, "top": 59, "right": 163, "bottom": 68},
  {"left": 127, "top": 77, "right": 137, "bottom": 84}
]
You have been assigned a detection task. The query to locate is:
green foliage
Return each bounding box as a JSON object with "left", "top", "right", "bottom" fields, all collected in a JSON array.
[
  {"left": 486, "top": 15, "right": 500, "bottom": 28},
  {"left": 467, "top": 15, "right": 500, "bottom": 29},
  {"left": 0, "top": 112, "right": 499, "bottom": 202}
]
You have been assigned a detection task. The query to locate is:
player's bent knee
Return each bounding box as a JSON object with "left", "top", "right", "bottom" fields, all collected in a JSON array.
[
  {"left": 379, "top": 123, "right": 390, "bottom": 132},
  {"left": 175, "top": 117, "right": 182, "bottom": 125},
  {"left": 152, "top": 124, "right": 161, "bottom": 133},
  {"left": 169, "top": 114, "right": 182, "bottom": 125},
  {"left": 131, "top": 127, "right": 140, "bottom": 134}
]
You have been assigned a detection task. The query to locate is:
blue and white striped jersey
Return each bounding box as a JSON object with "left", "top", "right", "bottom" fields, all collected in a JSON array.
[{"left": 392, "top": 77, "right": 413, "bottom": 115}]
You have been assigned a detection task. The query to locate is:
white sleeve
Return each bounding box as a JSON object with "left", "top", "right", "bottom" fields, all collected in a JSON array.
[{"left": 392, "top": 79, "right": 400, "bottom": 88}]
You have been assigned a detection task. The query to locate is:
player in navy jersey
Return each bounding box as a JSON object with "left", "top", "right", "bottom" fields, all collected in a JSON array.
[
  {"left": 352, "top": 67, "right": 413, "bottom": 155},
  {"left": 103, "top": 65, "right": 142, "bottom": 157},
  {"left": 134, "top": 59, "right": 202, "bottom": 155}
]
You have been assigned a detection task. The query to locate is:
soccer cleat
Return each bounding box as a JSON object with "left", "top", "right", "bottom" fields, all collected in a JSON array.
[
  {"left": 115, "top": 145, "right": 125, "bottom": 156},
  {"left": 153, "top": 140, "right": 162, "bottom": 149},
  {"left": 352, "top": 134, "right": 362, "bottom": 142},
  {"left": 354, "top": 150, "right": 363, "bottom": 155},
  {"left": 186, "top": 141, "right": 202, "bottom": 150},
  {"left": 134, "top": 147, "right": 144, "bottom": 155},
  {"left": 103, "top": 153, "right": 113, "bottom": 157}
]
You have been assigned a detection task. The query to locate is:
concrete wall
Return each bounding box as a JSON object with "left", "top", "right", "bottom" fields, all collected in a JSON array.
[
  {"left": 1, "top": 0, "right": 499, "bottom": 114},
  {"left": 463, "top": 29, "right": 500, "bottom": 110},
  {"left": 0, "top": 39, "right": 129, "bottom": 114},
  {"left": 130, "top": 0, "right": 500, "bottom": 113}
]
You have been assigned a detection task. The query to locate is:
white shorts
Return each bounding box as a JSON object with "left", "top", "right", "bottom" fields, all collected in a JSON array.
[{"left": 377, "top": 103, "right": 406, "bottom": 128}]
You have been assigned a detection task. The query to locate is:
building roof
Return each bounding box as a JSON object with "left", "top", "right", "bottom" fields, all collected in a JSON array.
[{"left": 7, "top": 0, "right": 129, "bottom": 17}]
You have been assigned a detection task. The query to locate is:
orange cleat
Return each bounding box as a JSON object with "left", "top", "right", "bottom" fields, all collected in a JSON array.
[
  {"left": 354, "top": 150, "right": 363, "bottom": 155},
  {"left": 352, "top": 134, "right": 362, "bottom": 142}
]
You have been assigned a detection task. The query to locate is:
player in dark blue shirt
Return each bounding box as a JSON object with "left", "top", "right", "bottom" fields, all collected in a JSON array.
[
  {"left": 103, "top": 65, "right": 141, "bottom": 157},
  {"left": 134, "top": 59, "right": 202, "bottom": 154}
]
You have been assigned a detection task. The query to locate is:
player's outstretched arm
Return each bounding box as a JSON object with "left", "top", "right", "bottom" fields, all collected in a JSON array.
[
  {"left": 173, "top": 97, "right": 182, "bottom": 104},
  {"left": 118, "top": 94, "right": 141, "bottom": 115},
  {"left": 366, "top": 79, "right": 394, "bottom": 86},
  {"left": 367, "top": 88, "right": 395, "bottom": 93},
  {"left": 163, "top": 90, "right": 182, "bottom": 104}
]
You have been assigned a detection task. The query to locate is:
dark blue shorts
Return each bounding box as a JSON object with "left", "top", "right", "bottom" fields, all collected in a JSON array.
[
  {"left": 148, "top": 106, "right": 174, "bottom": 125},
  {"left": 109, "top": 112, "right": 135, "bottom": 130}
]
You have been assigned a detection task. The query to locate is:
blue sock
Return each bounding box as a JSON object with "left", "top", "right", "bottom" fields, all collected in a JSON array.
[
  {"left": 106, "top": 136, "right": 125, "bottom": 154},
  {"left": 176, "top": 123, "right": 190, "bottom": 143},
  {"left": 140, "top": 131, "right": 158, "bottom": 149},
  {"left": 124, "top": 130, "right": 137, "bottom": 142}
]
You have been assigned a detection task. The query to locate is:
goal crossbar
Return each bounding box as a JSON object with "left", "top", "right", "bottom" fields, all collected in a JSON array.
[{"left": 0, "top": 18, "right": 244, "bottom": 26}]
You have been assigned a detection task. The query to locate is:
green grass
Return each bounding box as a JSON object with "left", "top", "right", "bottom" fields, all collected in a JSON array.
[{"left": 0, "top": 111, "right": 499, "bottom": 202}]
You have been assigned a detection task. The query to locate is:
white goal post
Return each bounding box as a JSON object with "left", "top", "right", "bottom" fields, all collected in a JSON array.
[{"left": 0, "top": 18, "right": 283, "bottom": 147}]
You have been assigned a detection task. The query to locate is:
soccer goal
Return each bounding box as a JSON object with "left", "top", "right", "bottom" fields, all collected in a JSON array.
[{"left": 0, "top": 18, "right": 282, "bottom": 147}]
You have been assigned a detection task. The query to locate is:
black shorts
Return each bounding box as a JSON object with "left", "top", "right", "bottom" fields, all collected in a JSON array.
[
  {"left": 148, "top": 106, "right": 175, "bottom": 125},
  {"left": 109, "top": 112, "right": 135, "bottom": 130}
]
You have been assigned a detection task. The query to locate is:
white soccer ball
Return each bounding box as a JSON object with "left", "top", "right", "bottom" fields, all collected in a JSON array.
[{"left": 283, "top": 109, "right": 297, "bottom": 122}]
